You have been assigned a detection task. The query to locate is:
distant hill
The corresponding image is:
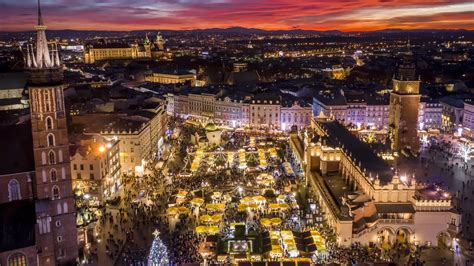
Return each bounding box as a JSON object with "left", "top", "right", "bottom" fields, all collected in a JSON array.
[{"left": 0, "top": 27, "right": 472, "bottom": 40}]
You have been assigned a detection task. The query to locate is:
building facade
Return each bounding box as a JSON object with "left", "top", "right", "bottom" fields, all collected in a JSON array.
[
  {"left": 313, "top": 92, "right": 389, "bottom": 129},
  {"left": 441, "top": 97, "right": 464, "bottom": 132},
  {"left": 84, "top": 34, "right": 168, "bottom": 64},
  {"left": 462, "top": 99, "right": 474, "bottom": 136},
  {"left": 249, "top": 96, "right": 281, "bottom": 130},
  {"left": 144, "top": 71, "right": 196, "bottom": 85},
  {"left": 281, "top": 102, "right": 312, "bottom": 131},
  {"left": 78, "top": 106, "right": 167, "bottom": 174},
  {"left": 389, "top": 54, "right": 421, "bottom": 154},
  {"left": 26, "top": 2, "right": 78, "bottom": 263},
  {"left": 70, "top": 136, "right": 121, "bottom": 203},
  {"left": 419, "top": 100, "right": 443, "bottom": 130},
  {"left": 289, "top": 117, "right": 460, "bottom": 248},
  {"left": 165, "top": 91, "right": 312, "bottom": 131}
]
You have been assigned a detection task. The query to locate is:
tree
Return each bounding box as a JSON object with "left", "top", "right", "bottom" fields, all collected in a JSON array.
[
  {"left": 148, "top": 230, "right": 170, "bottom": 266},
  {"left": 458, "top": 143, "right": 473, "bottom": 164}
]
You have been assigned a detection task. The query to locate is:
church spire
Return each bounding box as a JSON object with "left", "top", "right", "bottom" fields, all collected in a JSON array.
[
  {"left": 37, "top": 0, "right": 44, "bottom": 26},
  {"left": 27, "top": 0, "right": 57, "bottom": 70},
  {"left": 25, "top": 0, "right": 63, "bottom": 84}
]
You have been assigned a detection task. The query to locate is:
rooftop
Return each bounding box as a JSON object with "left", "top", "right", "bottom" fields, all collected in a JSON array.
[
  {"left": 0, "top": 72, "right": 27, "bottom": 90},
  {"left": 0, "top": 200, "right": 36, "bottom": 252},
  {"left": 89, "top": 43, "right": 130, "bottom": 49},
  {"left": 317, "top": 120, "right": 393, "bottom": 183},
  {"left": 0, "top": 123, "right": 35, "bottom": 175}
]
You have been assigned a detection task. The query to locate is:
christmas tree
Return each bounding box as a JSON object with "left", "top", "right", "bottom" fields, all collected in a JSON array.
[{"left": 148, "top": 230, "right": 170, "bottom": 266}]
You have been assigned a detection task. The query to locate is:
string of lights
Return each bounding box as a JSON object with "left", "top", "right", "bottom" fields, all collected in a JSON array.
[{"left": 148, "top": 230, "right": 170, "bottom": 266}]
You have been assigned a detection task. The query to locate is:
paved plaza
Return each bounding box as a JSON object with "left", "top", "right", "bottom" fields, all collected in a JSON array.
[{"left": 79, "top": 124, "right": 474, "bottom": 266}]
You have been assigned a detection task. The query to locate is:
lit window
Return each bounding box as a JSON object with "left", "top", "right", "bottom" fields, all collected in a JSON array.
[{"left": 8, "top": 253, "right": 27, "bottom": 266}]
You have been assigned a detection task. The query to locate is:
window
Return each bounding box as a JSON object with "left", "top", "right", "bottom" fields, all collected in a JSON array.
[
  {"left": 80, "top": 164, "right": 84, "bottom": 170},
  {"left": 89, "top": 164, "right": 93, "bottom": 170},
  {"left": 47, "top": 133, "right": 55, "bottom": 147},
  {"left": 90, "top": 173, "right": 94, "bottom": 180},
  {"left": 45, "top": 91, "right": 51, "bottom": 112},
  {"left": 46, "top": 116, "right": 53, "bottom": 130},
  {"left": 52, "top": 185, "right": 60, "bottom": 200},
  {"left": 77, "top": 173, "right": 81, "bottom": 179},
  {"left": 8, "top": 179, "right": 21, "bottom": 201},
  {"left": 58, "top": 248, "right": 65, "bottom": 258},
  {"left": 55, "top": 220, "right": 62, "bottom": 227},
  {"left": 50, "top": 168, "right": 57, "bottom": 182},
  {"left": 57, "top": 236, "right": 63, "bottom": 243},
  {"left": 8, "top": 253, "right": 27, "bottom": 266},
  {"left": 73, "top": 164, "right": 77, "bottom": 170},
  {"left": 48, "top": 151, "right": 56, "bottom": 165}
]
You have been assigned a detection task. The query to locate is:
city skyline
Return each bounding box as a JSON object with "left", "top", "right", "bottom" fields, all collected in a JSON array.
[{"left": 0, "top": 0, "right": 473, "bottom": 32}]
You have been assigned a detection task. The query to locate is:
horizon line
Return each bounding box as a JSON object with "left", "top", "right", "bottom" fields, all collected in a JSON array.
[{"left": 1, "top": 26, "right": 472, "bottom": 34}]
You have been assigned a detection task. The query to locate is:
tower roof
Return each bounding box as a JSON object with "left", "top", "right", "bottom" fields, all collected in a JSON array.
[
  {"left": 26, "top": 0, "right": 63, "bottom": 84},
  {"left": 37, "top": 0, "right": 44, "bottom": 26},
  {"left": 396, "top": 53, "right": 416, "bottom": 81}
]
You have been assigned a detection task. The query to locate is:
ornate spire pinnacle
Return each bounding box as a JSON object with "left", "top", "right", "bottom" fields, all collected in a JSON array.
[
  {"left": 25, "top": 0, "right": 63, "bottom": 84},
  {"left": 26, "top": 45, "right": 31, "bottom": 68},
  {"left": 54, "top": 43, "right": 61, "bottom": 66},
  {"left": 29, "top": 44, "right": 37, "bottom": 68},
  {"left": 37, "top": 0, "right": 44, "bottom": 26}
]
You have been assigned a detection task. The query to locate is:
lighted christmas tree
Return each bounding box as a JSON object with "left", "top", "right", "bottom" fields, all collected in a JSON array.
[{"left": 148, "top": 230, "right": 170, "bottom": 266}]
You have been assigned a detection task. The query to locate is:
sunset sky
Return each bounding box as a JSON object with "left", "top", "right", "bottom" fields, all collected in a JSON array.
[{"left": 0, "top": 0, "right": 473, "bottom": 32}]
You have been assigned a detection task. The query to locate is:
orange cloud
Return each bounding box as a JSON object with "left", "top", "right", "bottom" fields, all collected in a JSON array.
[{"left": 0, "top": 0, "right": 472, "bottom": 31}]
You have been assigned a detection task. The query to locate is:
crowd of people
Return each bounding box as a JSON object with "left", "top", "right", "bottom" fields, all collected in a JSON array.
[{"left": 85, "top": 122, "right": 473, "bottom": 266}]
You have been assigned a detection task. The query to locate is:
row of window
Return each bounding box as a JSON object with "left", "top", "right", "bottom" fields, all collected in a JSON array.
[
  {"left": 75, "top": 173, "right": 95, "bottom": 180},
  {"left": 73, "top": 164, "right": 94, "bottom": 171}
]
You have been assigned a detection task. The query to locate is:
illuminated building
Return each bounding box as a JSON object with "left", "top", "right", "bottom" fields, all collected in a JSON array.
[
  {"left": 83, "top": 33, "right": 169, "bottom": 64},
  {"left": 70, "top": 136, "right": 121, "bottom": 203},
  {"left": 290, "top": 116, "right": 461, "bottom": 247},
  {"left": 166, "top": 91, "right": 312, "bottom": 130},
  {"left": 389, "top": 53, "right": 421, "bottom": 154},
  {"left": 461, "top": 98, "right": 474, "bottom": 137},
  {"left": 418, "top": 100, "right": 443, "bottom": 130},
  {"left": 326, "top": 65, "right": 349, "bottom": 80},
  {"left": 281, "top": 101, "right": 312, "bottom": 131},
  {"left": 440, "top": 97, "right": 464, "bottom": 131},
  {"left": 26, "top": 1, "right": 78, "bottom": 263},
  {"left": 76, "top": 106, "right": 167, "bottom": 174},
  {"left": 313, "top": 91, "right": 389, "bottom": 129},
  {"left": 313, "top": 91, "right": 444, "bottom": 132},
  {"left": 145, "top": 70, "right": 196, "bottom": 84},
  {"left": 249, "top": 95, "right": 281, "bottom": 130}
]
